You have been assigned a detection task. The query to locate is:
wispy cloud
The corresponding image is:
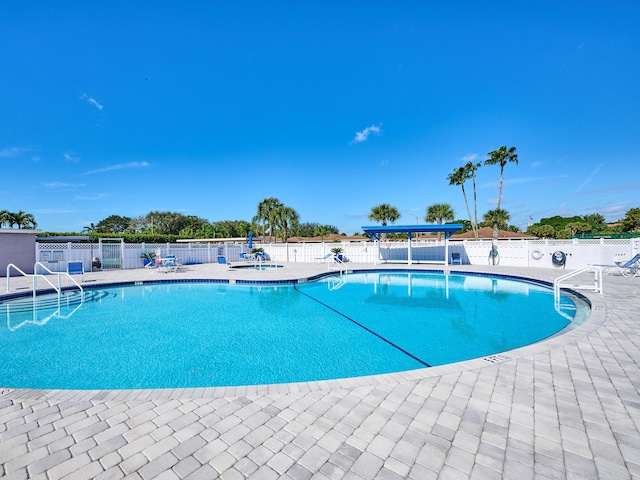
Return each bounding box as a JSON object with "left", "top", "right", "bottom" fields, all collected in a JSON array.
[
  {"left": 73, "top": 193, "right": 107, "bottom": 201},
  {"left": 64, "top": 153, "right": 80, "bottom": 163},
  {"left": 80, "top": 94, "right": 104, "bottom": 111},
  {"left": 481, "top": 175, "right": 571, "bottom": 189},
  {"left": 41, "top": 182, "right": 86, "bottom": 189},
  {"left": 34, "top": 208, "right": 78, "bottom": 214},
  {"left": 82, "top": 161, "right": 150, "bottom": 175},
  {"left": 351, "top": 124, "right": 382, "bottom": 144},
  {"left": 573, "top": 163, "right": 604, "bottom": 195},
  {"left": 0, "top": 146, "right": 36, "bottom": 158},
  {"left": 461, "top": 153, "right": 479, "bottom": 163},
  {"left": 576, "top": 182, "right": 640, "bottom": 195}
]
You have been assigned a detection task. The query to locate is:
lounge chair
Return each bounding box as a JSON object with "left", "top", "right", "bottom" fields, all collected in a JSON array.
[
  {"left": 239, "top": 252, "right": 253, "bottom": 262},
  {"left": 143, "top": 253, "right": 158, "bottom": 270},
  {"left": 315, "top": 253, "right": 333, "bottom": 262},
  {"left": 67, "top": 261, "right": 84, "bottom": 282},
  {"left": 593, "top": 253, "right": 640, "bottom": 276}
]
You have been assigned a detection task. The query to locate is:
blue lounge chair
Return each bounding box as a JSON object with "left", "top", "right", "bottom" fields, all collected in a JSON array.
[
  {"left": 617, "top": 254, "right": 640, "bottom": 277},
  {"left": 143, "top": 253, "right": 158, "bottom": 269},
  {"left": 593, "top": 253, "right": 640, "bottom": 277}
]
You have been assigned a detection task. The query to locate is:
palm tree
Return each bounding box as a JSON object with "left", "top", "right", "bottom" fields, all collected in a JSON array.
[
  {"left": 368, "top": 203, "right": 400, "bottom": 226},
  {"left": 465, "top": 160, "right": 482, "bottom": 232},
  {"left": 484, "top": 145, "right": 518, "bottom": 211},
  {"left": 314, "top": 225, "right": 331, "bottom": 241},
  {"left": 272, "top": 205, "right": 299, "bottom": 242},
  {"left": 19, "top": 212, "right": 37, "bottom": 229},
  {"left": 425, "top": 203, "right": 455, "bottom": 241},
  {"left": 448, "top": 167, "right": 478, "bottom": 239},
  {"left": 0, "top": 210, "right": 10, "bottom": 228},
  {"left": 254, "top": 197, "right": 282, "bottom": 242},
  {"left": 483, "top": 208, "right": 510, "bottom": 242}
]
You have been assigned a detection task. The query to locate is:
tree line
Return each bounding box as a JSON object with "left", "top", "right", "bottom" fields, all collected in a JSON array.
[
  {"left": 68, "top": 199, "right": 339, "bottom": 242},
  {"left": 0, "top": 210, "right": 37, "bottom": 229}
]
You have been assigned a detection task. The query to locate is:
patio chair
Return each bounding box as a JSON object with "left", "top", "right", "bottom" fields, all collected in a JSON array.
[
  {"left": 217, "top": 255, "right": 229, "bottom": 270},
  {"left": 239, "top": 252, "right": 253, "bottom": 262},
  {"left": 451, "top": 252, "right": 462, "bottom": 265},
  {"left": 619, "top": 254, "right": 640, "bottom": 277},
  {"left": 593, "top": 253, "right": 640, "bottom": 276},
  {"left": 314, "top": 253, "right": 333, "bottom": 262},
  {"left": 67, "top": 261, "right": 84, "bottom": 282},
  {"left": 143, "top": 253, "right": 158, "bottom": 270}
]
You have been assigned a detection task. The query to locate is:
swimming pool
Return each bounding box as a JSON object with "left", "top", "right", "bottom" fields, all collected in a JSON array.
[{"left": 0, "top": 271, "right": 587, "bottom": 390}]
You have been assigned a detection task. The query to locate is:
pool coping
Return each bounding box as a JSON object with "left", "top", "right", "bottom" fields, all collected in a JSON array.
[{"left": 0, "top": 267, "right": 604, "bottom": 403}]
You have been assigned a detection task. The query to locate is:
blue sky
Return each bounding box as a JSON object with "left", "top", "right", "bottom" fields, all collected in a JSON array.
[{"left": 1, "top": 1, "right": 639, "bottom": 234}]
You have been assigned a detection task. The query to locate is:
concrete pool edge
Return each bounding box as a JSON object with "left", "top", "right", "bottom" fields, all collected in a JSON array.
[{"left": 0, "top": 266, "right": 602, "bottom": 403}]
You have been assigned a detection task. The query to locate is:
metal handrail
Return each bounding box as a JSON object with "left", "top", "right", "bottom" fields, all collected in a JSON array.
[
  {"left": 553, "top": 265, "right": 603, "bottom": 298},
  {"left": 6, "top": 263, "right": 60, "bottom": 298},
  {"left": 34, "top": 262, "right": 83, "bottom": 294},
  {"left": 330, "top": 256, "right": 346, "bottom": 275}
]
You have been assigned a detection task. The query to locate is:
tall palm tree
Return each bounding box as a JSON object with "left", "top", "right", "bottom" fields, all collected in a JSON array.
[
  {"left": 484, "top": 145, "right": 518, "bottom": 211},
  {"left": 368, "top": 203, "right": 400, "bottom": 226},
  {"left": 465, "top": 160, "right": 482, "bottom": 232},
  {"left": 272, "top": 205, "right": 299, "bottom": 242},
  {"left": 254, "top": 197, "right": 282, "bottom": 242},
  {"left": 448, "top": 167, "right": 478, "bottom": 239},
  {"left": 425, "top": 203, "right": 455, "bottom": 241}
]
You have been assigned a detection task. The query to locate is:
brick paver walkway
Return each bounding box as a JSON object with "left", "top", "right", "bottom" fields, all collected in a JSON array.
[{"left": 1, "top": 263, "right": 639, "bottom": 479}]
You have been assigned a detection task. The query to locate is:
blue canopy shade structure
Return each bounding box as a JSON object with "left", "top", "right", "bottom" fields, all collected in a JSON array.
[
  {"left": 361, "top": 224, "right": 463, "bottom": 265},
  {"left": 361, "top": 224, "right": 463, "bottom": 241}
]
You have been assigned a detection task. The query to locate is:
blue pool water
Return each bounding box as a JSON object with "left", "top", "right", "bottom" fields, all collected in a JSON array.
[{"left": 0, "top": 272, "right": 585, "bottom": 390}]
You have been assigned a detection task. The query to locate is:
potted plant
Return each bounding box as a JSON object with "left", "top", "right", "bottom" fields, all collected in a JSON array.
[
  {"left": 140, "top": 251, "right": 156, "bottom": 267},
  {"left": 331, "top": 247, "right": 343, "bottom": 261}
]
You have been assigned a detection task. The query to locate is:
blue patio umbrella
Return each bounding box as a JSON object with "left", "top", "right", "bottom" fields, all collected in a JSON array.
[{"left": 248, "top": 231, "right": 253, "bottom": 249}]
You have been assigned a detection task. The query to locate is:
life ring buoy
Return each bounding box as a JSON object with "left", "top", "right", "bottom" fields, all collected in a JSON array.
[
  {"left": 552, "top": 251, "right": 567, "bottom": 268},
  {"left": 385, "top": 241, "right": 391, "bottom": 248},
  {"left": 531, "top": 249, "right": 543, "bottom": 260}
]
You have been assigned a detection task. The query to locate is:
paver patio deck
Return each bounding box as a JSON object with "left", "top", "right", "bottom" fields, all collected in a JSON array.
[{"left": 1, "top": 262, "right": 639, "bottom": 479}]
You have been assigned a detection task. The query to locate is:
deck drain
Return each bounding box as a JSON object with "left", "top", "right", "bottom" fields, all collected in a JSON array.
[{"left": 484, "top": 354, "right": 511, "bottom": 363}]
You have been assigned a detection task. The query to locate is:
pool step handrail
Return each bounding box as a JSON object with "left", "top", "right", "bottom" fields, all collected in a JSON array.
[
  {"left": 553, "top": 265, "right": 603, "bottom": 299},
  {"left": 330, "top": 255, "right": 346, "bottom": 275},
  {"left": 6, "top": 263, "right": 61, "bottom": 299},
  {"left": 34, "top": 262, "right": 83, "bottom": 295}
]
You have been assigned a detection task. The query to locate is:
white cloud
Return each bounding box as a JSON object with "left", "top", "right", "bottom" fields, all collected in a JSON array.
[
  {"left": 573, "top": 163, "right": 604, "bottom": 195},
  {"left": 80, "top": 94, "right": 104, "bottom": 111},
  {"left": 41, "top": 182, "right": 86, "bottom": 189},
  {"left": 352, "top": 124, "right": 382, "bottom": 144},
  {"left": 83, "top": 161, "right": 150, "bottom": 175},
  {"left": 64, "top": 153, "right": 80, "bottom": 163},
  {"left": 73, "top": 193, "right": 107, "bottom": 201},
  {"left": 461, "top": 153, "right": 479, "bottom": 163},
  {"left": 0, "top": 146, "right": 36, "bottom": 158}
]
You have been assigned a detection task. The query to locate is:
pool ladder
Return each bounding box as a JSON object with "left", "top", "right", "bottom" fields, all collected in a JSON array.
[
  {"left": 329, "top": 255, "right": 346, "bottom": 275},
  {"left": 6, "top": 262, "right": 84, "bottom": 299},
  {"left": 553, "top": 265, "right": 603, "bottom": 313}
]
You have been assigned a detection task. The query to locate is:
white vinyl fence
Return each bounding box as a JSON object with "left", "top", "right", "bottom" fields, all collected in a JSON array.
[{"left": 33, "top": 237, "right": 639, "bottom": 273}]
